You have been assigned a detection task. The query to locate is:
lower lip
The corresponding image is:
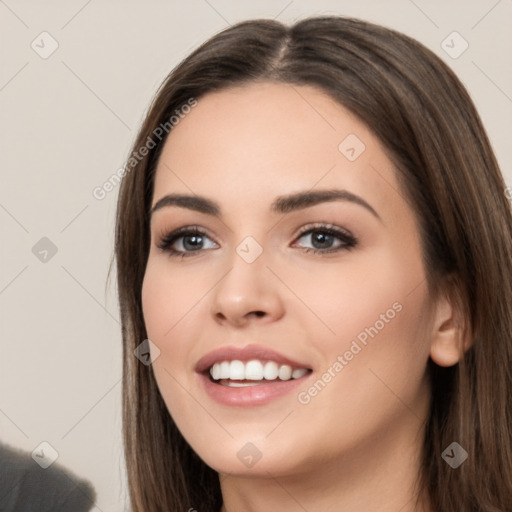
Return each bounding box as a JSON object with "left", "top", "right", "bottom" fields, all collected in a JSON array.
[{"left": 198, "top": 372, "right": 311, "bottom": 406}]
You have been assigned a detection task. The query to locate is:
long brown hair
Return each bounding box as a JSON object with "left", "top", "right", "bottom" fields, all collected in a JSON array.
[{"left": 113, "top": 16, "right": 512, "bottom": 511}]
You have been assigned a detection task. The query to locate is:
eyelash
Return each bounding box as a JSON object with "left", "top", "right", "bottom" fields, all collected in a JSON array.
[{"left": 156, "top": 223, "right": 358, "bottom": 259}]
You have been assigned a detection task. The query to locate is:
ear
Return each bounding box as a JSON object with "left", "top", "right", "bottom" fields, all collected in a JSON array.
[{"left": 429, "top": 277, "right": 472, "bottom": 367}]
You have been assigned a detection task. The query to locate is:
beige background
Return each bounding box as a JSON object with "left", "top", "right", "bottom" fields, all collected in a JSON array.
[{"left": 1, "top": 1, "right": 510, "bottom": 510}]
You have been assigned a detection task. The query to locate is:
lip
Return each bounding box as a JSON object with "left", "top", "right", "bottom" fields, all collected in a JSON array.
[
  {"left": 198, "top": 372, "right": 311, "bottom": 406},
  {"left": 195, "top": 344, "right": 311, "bottom": 373},
  {"left": 194, "top": 344, "right": 313, "bottom": 407}
]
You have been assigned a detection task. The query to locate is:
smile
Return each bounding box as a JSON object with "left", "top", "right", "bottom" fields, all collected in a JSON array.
[
  {"left": 196, "top": 344, "right": 313, "bottom": 406},
  {"left": 209, "top": 359, "right": 309, "bottom": 385}
]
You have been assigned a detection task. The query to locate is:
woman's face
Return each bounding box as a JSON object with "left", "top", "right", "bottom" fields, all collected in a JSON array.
[{"left": 142, "top": 82, "right": 435, "bottom": 478}]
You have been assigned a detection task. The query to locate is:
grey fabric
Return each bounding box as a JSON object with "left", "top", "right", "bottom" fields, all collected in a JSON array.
[{"left": 0, "top": 442, "right": 95, "bottom": 511}]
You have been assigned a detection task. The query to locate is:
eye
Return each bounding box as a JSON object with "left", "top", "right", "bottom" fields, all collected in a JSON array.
[
  {"left": 156, "top": 223, "right": 357, "bottom": 259},
  {"left": 156, "top": 226, "right": 218, "bottom": 258},
  {"left": 292, "top": 223, "right": 357, "bottom": 254}
]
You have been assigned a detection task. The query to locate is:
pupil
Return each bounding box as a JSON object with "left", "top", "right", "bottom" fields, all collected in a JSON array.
[
  {"left": 313, "top": 232, "right": 332, "bottom": 249},
  {"left": 184, "top": 235, "right": 202, "bottom": 250}
]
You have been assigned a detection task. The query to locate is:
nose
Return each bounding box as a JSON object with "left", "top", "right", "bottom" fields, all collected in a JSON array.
[{"left": 210, "top": 251, "right": 285, "bottom": 328}]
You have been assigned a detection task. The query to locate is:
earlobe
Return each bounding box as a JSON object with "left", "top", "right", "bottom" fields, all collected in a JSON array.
[
  {"left": 429, "top": 282, "right": 471, "bottom": 367},
  {"left": 430, "top": 328, "right": 463, "bottom": 367}
]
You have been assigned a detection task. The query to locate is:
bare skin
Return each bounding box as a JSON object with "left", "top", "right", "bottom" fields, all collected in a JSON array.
[{"left": 142, "top": 82, "right": 465, "bottom": 512}]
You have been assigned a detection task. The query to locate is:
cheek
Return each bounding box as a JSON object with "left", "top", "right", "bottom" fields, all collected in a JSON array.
[
  {"left": 295, "top": 261, "right": 432, "bottom": 431},
  {"left": 290, "top": 246, "right": 431, "bottom": 407},
  {"left": 141, "top": 256, "right": 219, "bottom": 391},
  {"left": 141, "top": 259, "right": 196, "bottom": 391},
  {"left": 141, "top": 260, "right": 206, "bottom": 425},
  {"left": 282, "top": 245, "right": 428, "bottom": 351},
  {"left": 141, "top": 257, "right": 208, "bottom": 345}
]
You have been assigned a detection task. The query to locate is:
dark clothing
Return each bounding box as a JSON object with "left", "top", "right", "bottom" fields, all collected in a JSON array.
[{"left": 0, "top": 442, "right": 95, "bottom": 511}]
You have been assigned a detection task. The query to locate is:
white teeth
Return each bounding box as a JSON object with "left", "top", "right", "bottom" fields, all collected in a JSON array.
[
  {"left": 278, "top": 365, "right": 292, "bottom": 380},
  {"left": 263, "top": 361, "right": 279, "bottom": 380},
  {"left": 226, "top": 381, "right": 263, "bottom": 388},
  {"left": 211, "top": 363, "right": 221, "bottom": 380},
  {"left": 229, "top": 360, "right": 245, "bottom": 380},
  {"left": 245, "top": 360, "right": 264, "bottom": 380},
  {"left": 219, "top": 361, "right": 230, "bottom": 379},
  {"left": 208, "top": 359, "right": 309, "bottom": 382},
  {"left": 291, "top": 368, "right": 308, "bottom": 379}
]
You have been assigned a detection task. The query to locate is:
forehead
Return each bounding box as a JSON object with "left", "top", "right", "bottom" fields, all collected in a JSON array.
[
  {"left": 160, "top": 82, "right": 368, "bottom": 163},
  {"left": 152, "top": 82, "right": 406, "bottom": 226}
]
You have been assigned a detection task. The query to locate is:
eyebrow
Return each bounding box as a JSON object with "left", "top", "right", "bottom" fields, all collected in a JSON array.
[{"left": 150, "top": 189, "right": 381, "bottom": 221}]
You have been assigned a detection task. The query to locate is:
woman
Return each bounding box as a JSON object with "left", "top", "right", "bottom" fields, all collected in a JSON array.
[{"left": 114, "top": 16, "right": 512, "bottom": 511}]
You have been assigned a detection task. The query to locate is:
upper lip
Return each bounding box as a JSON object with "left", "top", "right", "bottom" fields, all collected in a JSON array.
[{"left": 195, "top": 344, "right": 311, "bottom": 373}]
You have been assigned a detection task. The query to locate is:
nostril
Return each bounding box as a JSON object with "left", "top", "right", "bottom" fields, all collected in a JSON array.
[{"left": 213, "top": 310, "right": 267, "bottom": 324}]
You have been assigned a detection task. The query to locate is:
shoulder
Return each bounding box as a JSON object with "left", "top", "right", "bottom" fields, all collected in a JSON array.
[{"left": 0, "top": 442, "right": 96, "bottom": 512}]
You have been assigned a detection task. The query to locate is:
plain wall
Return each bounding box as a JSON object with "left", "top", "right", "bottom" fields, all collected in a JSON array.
[{"left": 1, "top": 1, "right": 510, "bottom": 510}]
